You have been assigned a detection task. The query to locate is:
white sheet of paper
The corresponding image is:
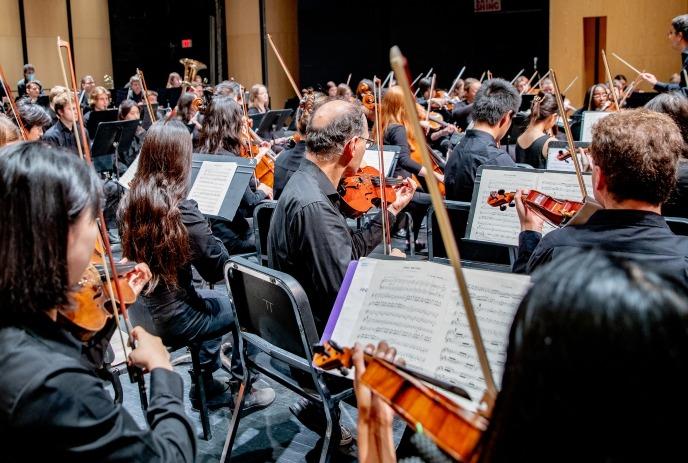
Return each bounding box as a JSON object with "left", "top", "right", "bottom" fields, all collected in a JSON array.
[
  {"left": 580, "top": 111, "right": 610, "bottom": 142},
  {"left": 187, "top": 161, "right": 237, "bottom": 216},
  {"left": 467, "top": 168, "right": 593, "bottom": 246},
  {"left": 546, "top": 146, "right": 576, "bottom": 172},
  {"left": 362, "top": 149, "right": 397, "bottom": 177},
  {"left": 117, "top": 155, "right": 140, "bottom": 190},
  {"left": 330, "top": 258, "right": 531, "bottom": 409}
]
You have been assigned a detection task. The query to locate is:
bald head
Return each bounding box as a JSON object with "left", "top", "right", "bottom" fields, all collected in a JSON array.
[{"left": 306, "top": 99, "right": 366, "bottom": 160}]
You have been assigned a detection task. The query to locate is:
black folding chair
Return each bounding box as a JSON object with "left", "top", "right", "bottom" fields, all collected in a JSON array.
[
  {"left": 252, "top": 200, "right": 278, "bottom": 267},
  {"left": 665, "top": 216, "right": 688, "bottom": 236},
  {"left": 221, "top": 256, "right": 353, "bottom": 463},
  {"left": 427, "top": 200, "right": 516, "bottom": 272}
]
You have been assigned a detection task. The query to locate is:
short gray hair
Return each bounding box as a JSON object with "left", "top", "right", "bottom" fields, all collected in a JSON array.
[
  {"left": 472, "top": 78, "right": 521, "bottom": 126},
  {"left": 306, "top": 99, "right": 366, "bottom": 161}
]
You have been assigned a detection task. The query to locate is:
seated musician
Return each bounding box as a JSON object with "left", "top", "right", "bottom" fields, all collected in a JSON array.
[
  {"left": 416, "top": 77, "right": 433, "bottom": 107},
  {"left": 16, "top": 63, "right": 36, "bottom": 97},
  {"left": 196, "top": 96, "right": 273, "bottom": 254},
  {"left": 47, "top": 85, "right": 68, "bottom": 126},
  {"left": 117, "top": 100, "right": 146, "bottom": 167},
  {"left": 78, "top": 74, "right": 95, "bottom": 113},
  {"left": 118, "top": 120, "right": 275, "bottom": 411},
  {"left": 514, "top": 75, "right": 530, "bottom": 94},
  {"left": 21, "top": 80, "right": 43, "bottom": 105},
  {"left": 17, "top": 100, "right": 51, "bottom": 141},
  {"left": 42, "top": 92, "right": 78, "bottom": 154},
  {"left": 444, "top": 78, "right": 519, "bottom": 202},
  {"left": 0, "top": 113, "right": 20, "bottom": 146},
  {"left": 166, "top": 72, "right": 182, "bottom": 89},
  {"left": 82, "top": 86, "right": 111, "bottom": 131},
  {"left": 640, "top": 14, "right": 688, "bottom": 94},
  {"left": 126, "top": 74, "right": 144, "bottom": 103},
  {"left": 0, "top": 142, "right": 197, "bottom": 462},
  {"left": 514, "top": 109, "right": 688, "bottom": 289},
  {"left": 645, "top": 92, "right": 688, "bottom": 218},
  {"left": 354, "top": 250, "right": 688, "bottom": 462},
  {"left": 273, "top": 90, "right": 320, "bottom": 199},
  {"left": 515, "top": 92, "right": 558, "bottom": 169},
  {"left": 247, "top": 84, "right": 270, "bottom": 115},
  {"left": 450, "top": 77, "right": 481, "bottom": 130}
]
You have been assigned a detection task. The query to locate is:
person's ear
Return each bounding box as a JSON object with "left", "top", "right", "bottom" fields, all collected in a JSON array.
[{"left": 340, "top": 138, "right": 355, "bottom": 166}]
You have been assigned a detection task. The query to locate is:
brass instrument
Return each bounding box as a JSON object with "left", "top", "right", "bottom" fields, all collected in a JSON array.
[
  {"left": 103, "top": 74, "right": 114, "bottom": 90},
  {"left": 179, "top": 58, "right": 206, "bottom": 87}
]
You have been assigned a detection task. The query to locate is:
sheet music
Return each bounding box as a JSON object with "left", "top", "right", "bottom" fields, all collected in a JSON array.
[
  {"left": 468, "top": 168, "right": 593, "bottom": 246},
  {"left": 187, "top": 161, "right": 237, "bottom": 216},
  {"left": 117, "top": 155, "right": 139, "bottom": 189},
  {"left": 545, "top": 146, "right": 576, "bottom": 172},
  {"left": 362, "top": 149, "right": 396, "bottom": 177},
  {"left": 580, "top": 111, "right": 610, "bottom": 142},
  {"left": 330, "top": 258, "right": 531, "bottom": 409}
]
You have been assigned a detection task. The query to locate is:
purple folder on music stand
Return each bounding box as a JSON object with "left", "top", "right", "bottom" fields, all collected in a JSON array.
[{"left": 321, "top": 260, "right": 359, "bottom": 342}]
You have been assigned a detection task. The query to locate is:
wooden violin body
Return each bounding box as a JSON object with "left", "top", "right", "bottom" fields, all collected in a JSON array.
[
  {"left": 314, "top": 341, "right": 486, "bottom": 462},
  {"left": 339, "top": 166, "right": 399, "bottom": 218},
  {"left": 488, "top": 189, "right": 584, "bottom": 227}
]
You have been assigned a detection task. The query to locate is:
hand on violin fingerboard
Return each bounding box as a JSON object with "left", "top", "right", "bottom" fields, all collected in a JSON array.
[
  {"left": 515, "top": 189, "right": 545, "bottom": 233},
  {"left": 387, "top": 178, "right": 417, "bottom": 216}
]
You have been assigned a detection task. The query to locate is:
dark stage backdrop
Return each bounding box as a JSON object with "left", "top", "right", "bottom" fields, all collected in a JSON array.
[
  {"left": 107, "top": 0, "right": 224, "bottom": 90},
  {"left": 297, "top": 0, "right": 549, "bottom": 90}
]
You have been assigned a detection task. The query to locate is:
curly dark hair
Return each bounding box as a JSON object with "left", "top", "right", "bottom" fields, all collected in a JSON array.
[{"left": 590, "top": 109, "right": 683, "bottom": 205}]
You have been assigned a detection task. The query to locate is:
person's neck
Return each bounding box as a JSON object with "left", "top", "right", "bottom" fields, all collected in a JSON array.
[
  {"left": 602, "top": 197, "right": 661, "bottom": 214},
  {"left": 60, "top": 118, "right": 73, "bottom": 130},
  {"left": 527, "top": 120, "right": 549, "bottom": 135},
  {"left": 472, "top": 122, "right": 501, "bottom": 142},
  {"left": 305, "top": 153, "right": 345, "bottom": 188}
]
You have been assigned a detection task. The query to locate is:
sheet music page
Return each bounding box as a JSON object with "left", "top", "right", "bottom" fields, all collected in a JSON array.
[
  {"left": 330, "top": 258, "right": 530, "bottom": 408},
  {"left": 362, "top": 149, "right": 396, "bottom": 177},
  {"left": 537, "top": 172, "right": 593, "bottom": 201},
  {"left": 117, "top": 155, "right": 139, "bottom": 189},
  {"left": 581, "top": 111, "right": 610, "bottom": 142},
  {"left": 545, "top": 146, "right": 576, "bottom": 172},
  {"left": 187, "top": 161, "right": 237, "bottom": 216},
  {"left": 468, "top": 168, "right": 538, "bottom": 246}
]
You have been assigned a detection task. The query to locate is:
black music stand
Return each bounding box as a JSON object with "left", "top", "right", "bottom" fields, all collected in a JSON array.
[
  {"left": 161, "top": 87, "right": 182, "bottom": 108},
  {"left": 519, "top": 94, "right": 535, "bottom": 112},
  {"left": 139, "top": 103, "right": 159, "bottom": 130},
  {"left": 91, "top": 119, "right": 140, "bottom": 174},
  {"left": 625, "top": 92, "right": 658, "bottom": 108},
  {"left": 255, "top": 109, "right": 293, "bottom": 137},
  {"left": 249, "top": 113, "right": 265, "bottom": 129},
  {"left": 189, "top": 154, "right": 256, "bottom": 221},
  {"left": 86, "top": 109, "right": 119, "bottom": 139}
]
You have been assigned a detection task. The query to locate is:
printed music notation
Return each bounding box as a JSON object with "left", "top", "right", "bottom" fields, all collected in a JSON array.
[
  {"left": 187, "top": 161, "right": 237, "bottom": 216},
  {"left": 329, "top": 258, "right": 530, "bottom": 407},
  {"left": 468, "top": 167, "right": 593, "bottom": 247}
]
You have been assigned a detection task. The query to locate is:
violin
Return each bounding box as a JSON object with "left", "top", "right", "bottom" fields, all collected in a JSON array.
[
  {"left": 408, "top": 135, "right": 446, "bottom": 196},
  {"left": 313, "top": 341, "right": 486, "bottom": 462},
  {"left": 240, "top": 113, "right": 276, "bottom": 188},
  {"left": 339, "top": 166, "right": 402, "bottom": 218},
  {"left": 487, "top": 189, "right": 584, "bottom": 227}
]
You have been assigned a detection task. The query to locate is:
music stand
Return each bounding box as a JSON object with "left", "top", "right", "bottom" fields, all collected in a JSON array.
[
  {"left": 91, "top": 119, "right": 140, "bottom": 174},
  {"left": 190, "top": 154, "right": 256, "bottom": 221},
  {"left": 162, "top": 87, "right": 182, "bottom": 108},
  {"left": 624, "top": 92, "right": 658, "bottom": 108},
  {"left": 255, "top": 109, "right": 293, "bottom": 137},
  {"left": 519, "top": 94, "right": 535, "bottom": 112},
  {"left": 249, "top": 113, "right": 265, "bottom": 129},
  {"left": 139, "top": 103, "right": 159, "bottom": 130},
  {"left": 86, "top": 109, "right": 119, "bottom": 139}
]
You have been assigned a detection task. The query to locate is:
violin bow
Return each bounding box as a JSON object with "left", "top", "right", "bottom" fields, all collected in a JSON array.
[
  {"left": 521, "top": 70, "right": 538, "bottom": 95},
  {"left": 601, "top": 50, "right": 620, "bottom": 111},
  {"left": 390, "top": 45, "right": 498, "bottom": 410},
  {"left": 479, "top": 71, "right": 486, "bottom": 83},
  {"left": 551, "top": 69, "right": 588, "bottom": 198},
  {"left": 0, "top": 65, "right": 29, "bottom": 140},
  {"left": 346, "top": 72, "right": 352, "bottom": 87},
  {"left": 137, "top": 68, "right": 157, "bottom": 123},
  {"left": 57, "top": 37, "right": 146, "bottom": 395},
  {"left": 266, "top": 33, "right": 302, "bottom": 100},
  {"left": 381, "top": 70, "right": 394, "bottom": 89},
  {"left": 530, "top": 69, "right": 552, "bottom": 92},
  {"left": 509, "top": 68, "right": 525, "bottom": 85},
  {"left": 424, "top": 74, "right": 436, "bottom": 133},
  {"left": 373, "top": 75, "right": 391, "bottom": 255},
  {"left": 561, "top": 75, "right": 578, "bottom": 95},
  {"left": 447, "top": 66, "right": 466, "bottom": 96},
  {"left": 611, "top": 52, "right": 643, "bottom": 76}
]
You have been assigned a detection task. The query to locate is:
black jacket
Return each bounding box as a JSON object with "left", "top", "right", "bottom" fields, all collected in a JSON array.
[
  {"left": 513, "top": 209, "right": 688, "bottom": 290},
  {"left": 274, "top": 140, "right": 306, "bottom": 199},
  {"left": 654, "top": 49, "right": 688, "bottom": 93},
  {"left": 0, "top": 314, "right": 196, "bottom": 462},
  {"left": 42, "top": 119, "right": 78, "bottom": 155},
  {"left": 383, "top": 124, "right": 422, "bottom": 179}
]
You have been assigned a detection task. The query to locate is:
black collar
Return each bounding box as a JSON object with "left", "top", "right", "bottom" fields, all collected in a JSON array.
[
  {"left": 15, "top": 312, "right": 83, "bottom": 359},
  {"left": 465, "top": 129, "right": 497, "bottom": 146},
  {"left": 585, "top": 209, "right": 668, "bottom": 228},
  {"left": 300, "top": 158, "right": 339, "bottom": 200}
]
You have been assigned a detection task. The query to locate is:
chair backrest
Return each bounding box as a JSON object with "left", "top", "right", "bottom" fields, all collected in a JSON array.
[
  {"left": 666, "top": 216, "right": 688, "bottom": 237},
  {"left": 225, "top": 255, "right": 320, "bottom": 360},
  {"left": 253, "top": 200, "right": 278, "bottom": 267},
  {"left": 427, "top": 200, "right": 513, "bottom": 267},
  {"left": 126, "top": 299, "right": 160, "bottom": 336}
]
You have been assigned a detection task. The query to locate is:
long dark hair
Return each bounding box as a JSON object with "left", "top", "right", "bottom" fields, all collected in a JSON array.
[
  {"left": 196, "top": 96, "right": 243, "bottom": 154},
  {"left": 0, "top": 142, "right": 102, "bottom": 324},
  {"left": 118, "top": 121, "right": 192, "bottom": 289},
  {"left": 479, "top": 250, "right": 688, "bottom": 462}
]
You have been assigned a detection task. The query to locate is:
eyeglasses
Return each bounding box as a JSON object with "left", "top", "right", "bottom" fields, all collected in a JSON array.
[{"left": 358, "top": 137, "right": 375, "bottom": 150}]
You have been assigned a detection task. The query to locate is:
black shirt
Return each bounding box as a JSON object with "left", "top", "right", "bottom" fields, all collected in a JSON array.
[
  {"left": 444, "top": 129, "right": 516, "bottom": 202},
  {"left": 0, "top": 314, "right": 196, "bottom": 462},
  {"left": 515, "top": 133, "right": 549, "bottom": 169},
  {"left": 383, "top": 124, "right": 422, "bottom": 179},
  {"left": 140, "top": 199, "right": 229, "bottom": 323},
  {"left": 43, "top": 119, "right": 78, "bottom": 155},
  {"left": 663, "top": 161, "right": 688, "bottom": 219},
  {"left": 654, "top": 49, "right": 688, "bottom": 93},
  {"left": 267, "top": 158, "right": 395, "bottom": 332},
  {"left": 274, "top": 140, "right": 306, "bottom": 199},
  {"left": 450, "top": 101, "right": 473, "bottom": 130},
  {"left": 513, "top": 209, "right": 688, "bottom": 289}
]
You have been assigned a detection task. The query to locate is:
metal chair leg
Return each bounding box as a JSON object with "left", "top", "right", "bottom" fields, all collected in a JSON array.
[
  {"left": 220, "top": 371, "right": 250, "bottom": 463},
  {"left": 190, "top": 346, "right": 212, "bottom": 440}
]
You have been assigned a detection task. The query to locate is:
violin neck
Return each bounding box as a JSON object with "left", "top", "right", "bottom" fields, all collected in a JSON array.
[{"left": 94, "top": 261, "right": 137, "bottom": 279}]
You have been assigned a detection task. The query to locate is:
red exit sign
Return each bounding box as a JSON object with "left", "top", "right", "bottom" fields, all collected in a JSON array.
[{"left": 181, "top": 38, "right": 192, "bottom": 48}]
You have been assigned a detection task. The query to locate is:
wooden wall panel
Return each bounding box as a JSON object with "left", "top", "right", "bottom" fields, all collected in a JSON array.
[
  {"left": 24, "top": 0, "right": 69, "bottom": 89},
  {"left": 0, "top": 0, "right": 24, "bottom": 90},
  {"left": 71, "top": 0, "right": 113, "bottom": 88}
]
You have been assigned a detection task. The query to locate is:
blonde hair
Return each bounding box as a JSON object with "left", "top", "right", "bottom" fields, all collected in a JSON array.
[
  {"left": 248, "top": 84, "right": 267, "bottom": 106},
  {"left": 0, "top": 114, "right": 20, "bottom": 147},
  {"left": 88, "top": 86, "right": 110, "bottom": 107}
]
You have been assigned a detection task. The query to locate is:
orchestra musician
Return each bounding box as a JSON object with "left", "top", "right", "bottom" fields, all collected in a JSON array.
[
  {"left": 82, "top": 86, "right": 111, "bottom": 131},
  {"left": 645, "top": 92, "right": 688, "bottom": 218},
  {"left": 515, "top": 92, "right": 558, "bottom": 169},
  {"left": 196, "top": 96, "right": 273, "bottom": 254},
  {"left": 117, "top": 99, "right": 146, "bottom": 167},
  {"left": 0, "top": 142, "right": 197, "bottom": 462},
  {"left": 126, "top": 74, "right": 144, "bottom": 103},
  {"left": 118, "top": 120, "right": 275, "bottom": 411},
  {"left": 166, "top": 72, "right": 182, "bottom": 89},
  {"left": 16, "top": 63, "right": 37, "bottom": 97},
  {"left": 17, "top": 101, "right": 51, "bottom": 141},
  {"left": 21, "top": 80, "right": 42, "bottom": 105},
  {"left": 247, "top": 84, "right": 270, "bottom": 115},
  {"left": 640, "top": 14, "right": 688, "bottom": 94},
  {"left": 514, "top": 75, "right": 531, "bottom": 94},
  {"left": 78, "top": 74, "right": 96, "bottom": 112},
  {"left": 450, "top": 77, "right": 481, "bottom": 130},
  {"left": 42, "top": 92, "right": 78, "bottom": 154},
  {"left": 0, "top": 113, "right": 20, "bottom": 146},
  {"left": 444, "top": 78, "right": 519, "bottom": 202},
  {"left": 514, "top": 109, "right": 688, "bottom": 290},
  {"left": 355, "top": 250, "right": 688, "bottom": 463}
]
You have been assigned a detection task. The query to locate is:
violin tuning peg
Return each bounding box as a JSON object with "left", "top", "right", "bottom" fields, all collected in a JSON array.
[
  {"left": 312, "top": 344, "right": 326, "bottom": 355},
  {"left": 339, "top": 367, "right": 350, "bottom": 376},
  {"left": 500, "top": 205, "right": 507, "bottom": 211},
  {"left": 329, "top": 340, "right": 344, "bottom": 353},
  {"left": 509, "top": 202, "right": 516, "bottom": 207},
  {"left": 497, "top": 189, "right": 505, "bottom": 195}
]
